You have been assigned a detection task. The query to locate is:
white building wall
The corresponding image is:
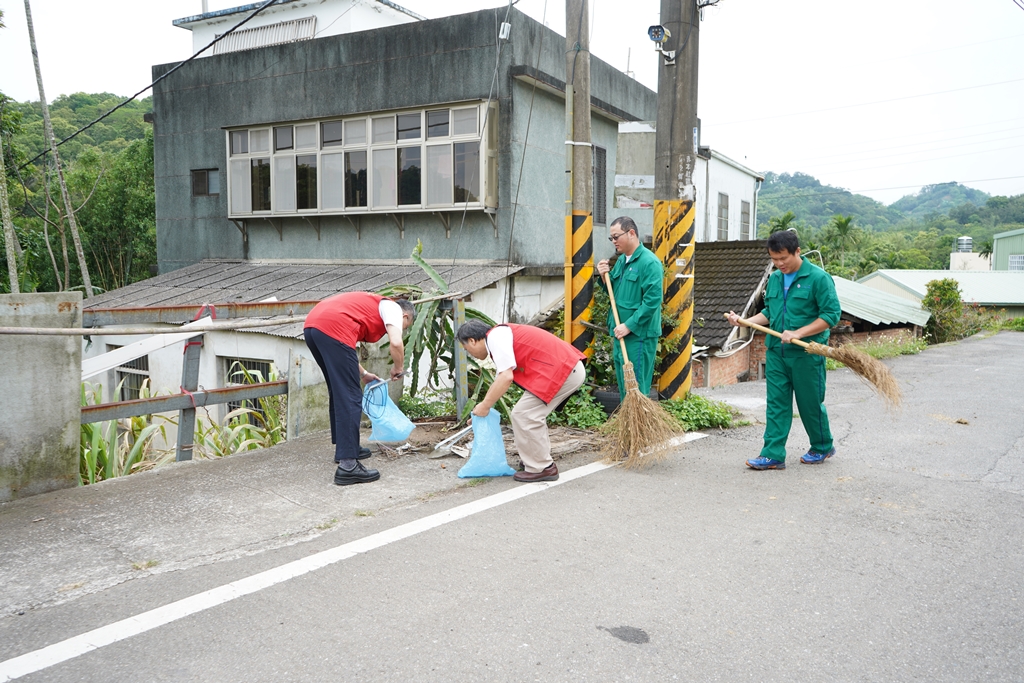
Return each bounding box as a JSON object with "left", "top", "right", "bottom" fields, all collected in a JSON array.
[{"left": 179, "top": 0, "right": 419, "bottom": 56}]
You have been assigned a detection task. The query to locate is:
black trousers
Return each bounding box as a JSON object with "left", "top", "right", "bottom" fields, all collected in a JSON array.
[{"left": 304, "top": 327, "right": 361, "bottom": 462}]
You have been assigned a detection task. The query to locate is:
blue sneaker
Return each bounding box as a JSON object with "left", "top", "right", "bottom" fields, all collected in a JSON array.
[
  {"left": 800, "top": 447, "right": 836, "bottom": 464},
  {"left": 746, "top": 456, "right": 786, "bottom": 470}
]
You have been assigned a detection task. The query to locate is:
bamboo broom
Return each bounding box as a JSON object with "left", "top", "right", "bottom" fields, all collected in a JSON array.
[
  {"left": 600, "top": 273, "right": 684, "bottom": 469},
  {"left": 726, "top": 313, "right": 902, "bottom": 410}
]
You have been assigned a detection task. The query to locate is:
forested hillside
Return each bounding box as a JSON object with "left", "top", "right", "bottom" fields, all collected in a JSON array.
[
  {"left": 756, "top": 171, "right": 1024, "bottom": 280},
  {"left": 1, "top": 91, "right": 155, "bottom": 295}
]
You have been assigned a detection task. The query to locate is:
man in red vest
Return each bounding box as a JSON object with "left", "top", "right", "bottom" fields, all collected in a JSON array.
[
  {"left": 456, "top": 320, "right": 586, "bottom": 482},
  {"left": 305, "top": 292, "right": 415, "bottom": 485}
]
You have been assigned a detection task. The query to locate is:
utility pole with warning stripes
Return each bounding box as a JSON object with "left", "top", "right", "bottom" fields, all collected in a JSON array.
[
  {"left": 563, "top": 0, "right": 594, "bottom": 354},
  {"left": 653, "top": 0, "right": 700, "bottom": 399}
]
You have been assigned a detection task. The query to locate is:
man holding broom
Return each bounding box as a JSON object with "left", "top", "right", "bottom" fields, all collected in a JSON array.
[
  {"left": 596, "top": 216, "right": 664, "bottom": 401},
  {"left": 456, "top": 320, "right": 586, "bottom": 482},
  {"left": 727, "top": 230, "right": 842, "bottom": 470}
]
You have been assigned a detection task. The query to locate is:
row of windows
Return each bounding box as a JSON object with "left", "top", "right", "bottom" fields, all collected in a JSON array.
[
  {"left": 225, "top": 104, "right": 495, "bottom": 217},
  {"left": 716, "top": 194, "right": 753, "bottom": 241}
]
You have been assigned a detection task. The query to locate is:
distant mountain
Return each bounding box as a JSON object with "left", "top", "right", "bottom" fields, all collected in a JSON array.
[
  {"left": 889, "top": 182, "right": 990, "bottom": 219},
  {"left": 756, "top": 172, "right": 905, "bottom": 232}
]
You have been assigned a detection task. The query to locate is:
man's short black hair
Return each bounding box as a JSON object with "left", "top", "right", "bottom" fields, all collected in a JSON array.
[
  {"left": 767, "top": 229, "right": 800, "bottom": 255},
  {"left": 456, "top": 319, "right": 493, "bottom": 344},
  {"left": 610, "top": 216, "right": 638, "bottom": 235},
  {"left": 396, "top": 299, "right": 415, "bottom": 317}
]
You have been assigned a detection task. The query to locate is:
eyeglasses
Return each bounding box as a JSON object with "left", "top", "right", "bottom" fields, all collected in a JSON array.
[{"left": 608, "top": 232, "right": 627, "bottom": 242}]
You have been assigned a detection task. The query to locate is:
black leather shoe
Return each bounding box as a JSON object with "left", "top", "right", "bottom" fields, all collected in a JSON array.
[
  {"left": 513, "top": 463, "right": 559, "bottom": 482},
  {"left": 335, "top": 447, "right": 372, "bottom": 463},
  {"left": 334, "top": 461, "right": 380, "bottom": 486}
]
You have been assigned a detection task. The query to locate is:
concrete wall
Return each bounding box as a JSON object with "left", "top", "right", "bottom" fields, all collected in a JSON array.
[
  {"left": 152, "top": 7, "right": 656, "bottom": 274},
  {"left": 0, "top": 293, "right": 83, "bottom": 501},
  {"left": 950, "top": 252, "right": 991, "bottom": 271}
]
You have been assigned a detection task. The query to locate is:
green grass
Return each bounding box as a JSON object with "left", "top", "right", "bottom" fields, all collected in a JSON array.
[
  {"left": 398, "top": 390, "right": 457, "bottom": 419},
  {"left": 826, "top": 336, "right": 928, "bottom": 371}
]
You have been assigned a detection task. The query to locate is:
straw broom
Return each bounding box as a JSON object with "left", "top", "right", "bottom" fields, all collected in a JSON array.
[
  {"left": 600, "top": 273, "right": 684, "bottom": 469},
  {"left": 726, "top": 314, "right": 902, "bottom": 411}
]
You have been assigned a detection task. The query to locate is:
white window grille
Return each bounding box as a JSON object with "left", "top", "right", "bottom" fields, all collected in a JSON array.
[
  {"left": 107, "top": 345, "right": 150, "bottom": 401},
  {"left": 213, "top": 17, "right": 316, "bottom": 55},
  {"left": 226, "top": 102, "right": 496, "bottom": 218},
  {"left": 717, "top": 193, "right": 729, "bottom": 241},
  {"left": 1009, "top": 255, "right": 1024, "bottom": 271},
  {"left": 223, "top": 357, "right": 273, "bottom": 422},
  {"left": 741, "top": 200, "right": 752, "bottom": 239}
]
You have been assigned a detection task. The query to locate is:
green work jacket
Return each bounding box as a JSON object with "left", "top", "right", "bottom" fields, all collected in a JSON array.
[
  {"left": 760, "top": 257, "right": 841, "bottom": 351},
  {"left": 599, "top": 243, "right": 664, "bottom": 339}
]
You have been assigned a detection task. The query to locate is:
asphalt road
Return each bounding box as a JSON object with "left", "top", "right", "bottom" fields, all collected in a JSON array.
[{"left": 1, "top": 331, "right": 1022, "bottom": 682}]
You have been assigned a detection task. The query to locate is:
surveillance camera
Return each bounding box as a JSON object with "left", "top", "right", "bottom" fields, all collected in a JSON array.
[{"left": 648, "top": 25, "right": 670, "bottom": 44}]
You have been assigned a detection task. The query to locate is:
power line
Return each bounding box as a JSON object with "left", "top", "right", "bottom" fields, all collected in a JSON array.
[
  {"left": 793, "top": 132, "right": 1024, "bottom": 172},
  {"left": 762, "top": 175, "right": 1024, "bottom": 201},
  {"left": 805, "top": 142, "right": 1024, "bottom": 177},
  {"left": 704, "top": 76, "right": 1024, "bottom": 128},
  {"left": 19, "top": 0, "right": 279, "bottom": 171}
]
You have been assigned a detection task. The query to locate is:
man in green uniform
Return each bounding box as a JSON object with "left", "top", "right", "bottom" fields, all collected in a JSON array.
[
  {"left": 727, "top": 230, "right": 842, "bottom": 470},
  {"left": 596, "top": 216, "right": 664, "bottom": 401}
]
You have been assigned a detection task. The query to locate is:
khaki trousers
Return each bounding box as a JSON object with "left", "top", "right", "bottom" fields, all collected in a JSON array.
[{"left": 511, "top": 361, "right": 586, "bottom": 473}]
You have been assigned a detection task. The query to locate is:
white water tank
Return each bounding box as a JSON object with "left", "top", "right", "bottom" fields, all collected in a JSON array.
[{"left": 956, "top": 235, "right": 973, "bottom": 253}]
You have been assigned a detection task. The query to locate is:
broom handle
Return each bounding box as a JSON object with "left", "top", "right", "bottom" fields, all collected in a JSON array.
[
  {"left": 724, "top": 313, "right": 814, "bottom": 350},
  {"left": 603, "top": 272, "right": 632, "bottom": 362}
]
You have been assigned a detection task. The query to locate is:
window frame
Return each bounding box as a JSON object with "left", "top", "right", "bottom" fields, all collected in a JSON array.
[
  {"left": 741, "top": 200, "right": 751, "bottom": 240},
  {"left": 717, "top": 192, "right": 730, "bottom": 241},
  {"left": 225, "top": 102, "right": 493, "bottom": 219},
  {"left": 191, "top": 169, "right": 220, "bottom": 197},
  {"left": 1009, "top": 254, "right": 1024, "bottom": 271}
]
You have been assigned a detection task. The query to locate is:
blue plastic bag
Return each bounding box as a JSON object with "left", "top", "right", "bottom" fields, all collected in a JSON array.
[
  {"left": 363, "top": 381, "right": 415, "bottom": 443},
  {"left": 458, "top": 409, "right": 515, "bottom": 478}
]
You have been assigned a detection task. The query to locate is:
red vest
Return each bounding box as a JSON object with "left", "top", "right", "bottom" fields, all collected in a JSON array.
[
  {"left": 304, "top": 292, "right": 387, "bottom": 347},
  {"left": 489, "top": 323, "right": 586, "bottom": 403}
]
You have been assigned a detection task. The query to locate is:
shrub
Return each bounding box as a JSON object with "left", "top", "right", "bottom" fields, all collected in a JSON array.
[
  {"left": 548, "top": 387, "right": 608, "bottom": 429},
  {"left": 398, "top": 390, "right": 457, "bottom": 419},
  {"left": 922, "top": 278, "right": 988, "bottom": 343},
  {"left": 659, "top": 394, "right": 735, "bottom": 431}
]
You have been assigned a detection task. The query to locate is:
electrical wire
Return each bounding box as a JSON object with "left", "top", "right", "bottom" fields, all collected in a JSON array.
[{"left": 18, "top": 0, "right": 280, "bottom": 171}]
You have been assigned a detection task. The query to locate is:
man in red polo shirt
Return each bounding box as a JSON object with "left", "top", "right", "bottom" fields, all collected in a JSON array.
[
  {"left": 456, "top": 320, "right": 586, "bottom": 482},
  {"left": 304, "top": 292, "right": 415, "bottom": 485}
]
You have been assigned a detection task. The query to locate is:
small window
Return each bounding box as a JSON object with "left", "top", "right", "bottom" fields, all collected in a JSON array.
[
  {"left": 452, "top": 108, "right": 478, "bottom": 136},
  {"left": 345, "top": 119, "right": 366, "bottom": 146},
  {"left": 397, "top": 113, "right": 421, "bottom": 141},
  {"left": 274, "top": 126, "right": 293, "bottom": 151},
  {"left": 108, "top": 346, "right": 150, "bottom": 402},
  {"left": 230, "top": 130, "right": 248, "bottom": 155},
  {"left": 322, "top": 121, "right": 343, "bottom": 148},
  {"left": 250, "top": 129, "right": 270, "bottom": 153},
  {"left": 251, "top": 158, "right": 271, "bottom": 211},
  {"left": 1010, "top": 255, "right": 1024, "bottom": 271},
  {"left": 592, "top": 146, "right": 607, "bottom": 226},
  {"left": 454, "top": 141, "right": 480, "bottom": 203},
  {"left": 296, "top": 154, "right": 317, "bottom": 210},
  {"left": 346, "top": 151, "right": 367, "bottom": 208},
  {"left": 372, "top": 116, "right": 395, "bottom": 144},
  {"left": 398, "top": 147, "right": 421, "bottom": 205},
  {"left": 741, "top": 200, "right": 751, "bottom": 240},
  {"left": 427, "top": 110, "right": 449, "bottom": 138},
  {"left": 191, "top": 169, "right": 220, "bottom": 197},
  {"left": 717, "top": 193, "right": 729, "bottom": 241},
  {"left": 295, "top": 124, "right": 317, "bottom": 150},
  {"left": 223, "top": 357, "right": 273, "bottom": 422}
]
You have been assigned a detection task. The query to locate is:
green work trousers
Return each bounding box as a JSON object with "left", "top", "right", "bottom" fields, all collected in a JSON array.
[
  {"left": 612, "top": 334, "right": 657, "bottom": 401},
  {"left": 761, "top": 346, "right": 833, "bottom": 462}
]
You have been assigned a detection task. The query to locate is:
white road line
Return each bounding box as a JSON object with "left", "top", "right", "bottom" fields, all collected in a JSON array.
[{"left": 0, "top": 434, "right": 707, "bottom": 682}]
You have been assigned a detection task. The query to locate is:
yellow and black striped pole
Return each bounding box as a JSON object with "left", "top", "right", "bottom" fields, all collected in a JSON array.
[
  {"left": 654, "top": 200, "right": 694, "bottom": 398},
  {"left": 565, "top": 210, "right": 595, "bottom": 353},
  {"left": 652, "top": 0, "right": 700, "bottom": 399}
]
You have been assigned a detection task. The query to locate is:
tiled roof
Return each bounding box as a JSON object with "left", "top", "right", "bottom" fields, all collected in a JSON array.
[
  {"left": 692, "top": 240, "right": 771, "bottom": 348},
  {"left": 85, "top": 259, "right": 521, "bottom": 338}
]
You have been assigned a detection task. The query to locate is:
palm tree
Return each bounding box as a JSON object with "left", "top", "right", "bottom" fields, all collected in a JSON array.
[
  {"left": 826, "top": 214, "right": 858, "bottom": 267},
  {"left": 767, "top": 211, "right": 797, "bottom": 234},
  {"left": 978, "top": 238, "right": 993, "bottom": 260}
]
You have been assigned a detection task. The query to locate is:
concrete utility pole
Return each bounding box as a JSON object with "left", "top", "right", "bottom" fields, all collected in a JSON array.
[
  {"left": 653, "top": 0, "right": 700, "bottom": 399},
  {"left": 24, "top": 0, "right": 93, "bottom": 298},
  {"left": 563, "top": 0, "right": 594, "bottom": 354}
]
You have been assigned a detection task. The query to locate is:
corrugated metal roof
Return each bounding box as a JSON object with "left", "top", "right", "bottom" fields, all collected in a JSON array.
[
  {"left": 857, "top": 270, "right": 1024, "bottom": 306},
  {"left": 832, "top": 276, "right": 931, "bottom": 327},
  {"left": 85, "top": 259, "right": 522, "bottom": 339},
  {"left": 213, "top": 16, "right": 316, "bottom": 55}
]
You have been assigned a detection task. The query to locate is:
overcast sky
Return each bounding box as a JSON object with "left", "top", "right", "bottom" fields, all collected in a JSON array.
[{"left": 1, "top": 0, "right": 1022, "bottom": 205}]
